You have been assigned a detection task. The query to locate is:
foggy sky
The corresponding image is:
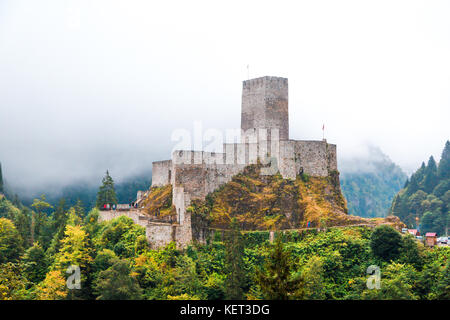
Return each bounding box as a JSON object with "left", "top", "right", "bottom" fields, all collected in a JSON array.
[{"left": 1, "top": 0, "right": 449, "bottom": 195}]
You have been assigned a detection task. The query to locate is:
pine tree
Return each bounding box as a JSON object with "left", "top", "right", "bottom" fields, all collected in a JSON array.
[
  {"left": 74, "top": 199, "right": 85, "bottom": 218},
  {"left": 53, "top": 198, "right": 67, "bottom": 232},
  {"left": 224, "top": 218, "right": 246, "bottom": 300},
  {"left": 423, "top": 156, "right": 438, "bottom": 193},
  {"left": 438, "top": 140, "right": 450, "bottom": 180},
  {"left": 22, "top": 242, "right": 48, "bottom": 283},
  {"left": 94, "top": 259, "right": 143, "bottom": 300},
  {"left": 96, "top": 170, "right": 118, "bottom": 208},
  {"left": 407, "top": 173, "right": 420, "bottom": 195},
  {"left": 30, "top": 195, "right": 53, "bottom": 245},
  {"left": 255, "top": 235, "right": 301, "bottom": 300},
  {"left": 403, "top": 178, "right": 409, "bottom": 188}
]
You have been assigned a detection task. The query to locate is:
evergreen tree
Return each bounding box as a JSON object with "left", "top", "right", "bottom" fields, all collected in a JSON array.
[
  {"left": 96, "top": 171, "right": 118, "bottom": 208},
  {"left": 255, "top": 235, "right": 301, "bottom": 300},
  {"left": 30, "top": 195, "right": 53, "bottom": 245},
  {"left": 224, "top": 218, "right": 246, "bottom": 300},
  {"left": 74, "top": 199, "right": 85, "bottom": 218},
  {"left": 47, "top": 198, "right": 69, "bottom": 259},
  {"left": 94, "top": 259, "right": 142, "bottom": 300},
  {"left": 423, "top": 156, "right": 438, "bottom": 193},
  {"left": 53, "top": 198, "right": 68, "bottom": 232},
  {"left": 403, "top": 178, "right": 409, "bottom": 188},
  {"left": 437, "top": 140, "right": 450, "bottom": 180},
  {"left": 0, "top": 218, "right": 23, "bottom": 263},
  {"left": 22, "top": 242, "right": 48, "bottom": 283}
]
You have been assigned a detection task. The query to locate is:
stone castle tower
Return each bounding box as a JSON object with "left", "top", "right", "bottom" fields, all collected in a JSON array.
[
  {"left": 100, "top": 76, "right": 338, "bottom": 248},
  {"left": 241, "top": 76, "right": 289, "bottom": 143}
]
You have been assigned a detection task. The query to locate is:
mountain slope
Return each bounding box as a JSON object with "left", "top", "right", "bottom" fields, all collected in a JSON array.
[
  {"left": 340, "top": 146, "right": 407, "bottom": 218},
  {"left": 390, "top": 140, "right": 450, "bottom": 235}
]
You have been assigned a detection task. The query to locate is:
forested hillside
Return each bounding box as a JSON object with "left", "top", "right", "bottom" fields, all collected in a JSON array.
[
  {"left": 0, "top": 192, "right": 448, "bottom": 300},
  {"left": 390, "top": 141, "right": 450, "bottom": 235},
  {"left": 340, "top": 147, "right": 407, "bottom": 218},
  {"left": 0, "top": 164, "right": 449, "bottom": 300}
]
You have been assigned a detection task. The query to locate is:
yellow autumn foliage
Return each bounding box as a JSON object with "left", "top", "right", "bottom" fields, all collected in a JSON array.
[{"left": 36, "top": 270, "right": 67, "bottom": 300}]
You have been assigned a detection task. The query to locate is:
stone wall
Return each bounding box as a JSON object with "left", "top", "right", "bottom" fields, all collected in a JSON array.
[
  {"left": 151, "top": 160, "right": 172, "bottom": 187},
  {"left": 172, "top": 187, "right": 193, "bottom": 247},
  {"left": 295, "top": 140, "right": 332, "bottom": 177},
  {"left": 171, "top": 150, "right": 247, "bottom": 201},
  {"left": 98, "top": 209, "right": 146, "bottom": 227},
  {"left": 145, "top": 222, "right": 176, "bottom": 249},
  {"left": 99, "top": 209, "right": 186, "bottom": 248}
]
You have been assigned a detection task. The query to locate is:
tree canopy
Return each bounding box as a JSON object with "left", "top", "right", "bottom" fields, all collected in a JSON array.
[{"left": 96, "top": 171, "right": 118, "bottom": 208}]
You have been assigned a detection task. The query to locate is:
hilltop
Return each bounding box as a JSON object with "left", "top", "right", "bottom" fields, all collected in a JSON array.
[{"left": 139, "top": 164, "right": 405, "bottom": 233}]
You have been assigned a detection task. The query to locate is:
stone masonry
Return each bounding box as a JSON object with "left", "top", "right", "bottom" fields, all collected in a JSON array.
[{"left": 100, "top": 76, "right": 338, "bottom": 248}]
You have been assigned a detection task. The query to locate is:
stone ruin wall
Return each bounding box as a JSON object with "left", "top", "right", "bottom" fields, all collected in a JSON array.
[
  {"left": 101, "top": 139, "right": 338, "bottom": 249},
  {"left": 151, "top": 160, "right": 172, "bottom": 187},
  {"left": 98, "top": 208, "right": 191, "bottom": 249},
  {"left": 98, "top": 209, "right": 145, "bottom": 227},
  {"left": 278, "top": 140, "right": 338, "bottom": 179},
  {"left": 164, "top": 140, "right": 337, "bottom": 197}
]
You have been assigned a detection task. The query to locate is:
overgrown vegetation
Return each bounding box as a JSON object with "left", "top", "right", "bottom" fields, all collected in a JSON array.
[
  {"left": 1, "top": 190, "right": 448, "bottom": 300},
  {"left": 140, "top": 185, "right": 174, "bottom": 216},
  {"left": 186, "top": 164, "right": 355, "bottom": 231}
]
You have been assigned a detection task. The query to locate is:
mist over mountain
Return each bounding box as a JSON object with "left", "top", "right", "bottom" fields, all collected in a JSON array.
[
  {"left": 340, "top": 145, "right": 407, "bottom": 218},
  {"left": 3, "top": 168, "right": 151, "bottom": 209}
]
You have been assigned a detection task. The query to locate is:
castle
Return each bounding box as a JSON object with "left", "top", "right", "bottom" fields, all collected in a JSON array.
[{"left": 99, "top": 76, "right": 338, "bottom": 248}]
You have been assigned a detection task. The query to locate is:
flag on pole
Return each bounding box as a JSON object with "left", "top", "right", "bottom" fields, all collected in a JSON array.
[{"left": 322, "top": 124, "right": 325, "bottom": 140}]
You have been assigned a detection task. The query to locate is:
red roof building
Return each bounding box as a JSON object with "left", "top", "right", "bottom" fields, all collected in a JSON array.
[{"left": 425, "top": 233, "right": 437, "bottom": 246}]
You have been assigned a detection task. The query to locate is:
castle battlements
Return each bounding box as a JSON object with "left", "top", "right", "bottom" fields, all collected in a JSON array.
[{"left": 242, "top": 76, "right": 288, "bottom": 89}]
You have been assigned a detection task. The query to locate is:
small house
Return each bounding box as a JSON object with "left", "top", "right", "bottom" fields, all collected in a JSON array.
[
  {"left": 407, "top": 229, "right": 420, "bottom": 237},
  {"left": 425, "top": 232, "right": 437, "bottom": 247}
]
